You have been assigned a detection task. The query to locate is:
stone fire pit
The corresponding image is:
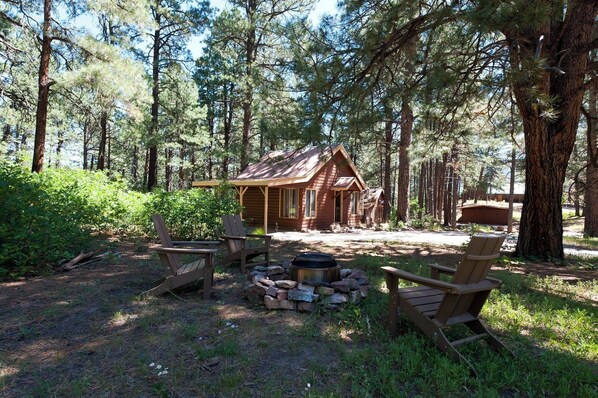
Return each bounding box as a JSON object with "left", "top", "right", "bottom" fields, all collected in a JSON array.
[{"left": 243, "top": 261, "right": 369, "bottom": 312}]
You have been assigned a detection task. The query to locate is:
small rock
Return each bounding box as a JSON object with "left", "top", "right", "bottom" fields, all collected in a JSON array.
[
  {"left": 331, "top": 280, "right": 350, "bottom": 293},
  {"left": 267, "top": 265, "right": 285, "bottom": 276},
  {"left": 288, "top": 289, "right": 315, "bottom": 302},
  {"left": 251, "top": 283, "right": 268, "bottom": 296},
  {"left": 346, "top": 278, "right": 361, "bottom": 291},
  {"left": 340, "top": 269, "right": 352, "bottom": 278},
  {"left": 276, "top": 289, "right": 288, "bottom": 300},
  {"left": 321, "top": 293, "right": 348, "bottom": 305},
  {"left": 275, "top": 280, "right": 297, "bottom": 289},
  {"left": 347, "top": 270, "right": 365, "bottom": 279},
  {"left": 258, "top": 278, "right": 275, "bottom": 287},
  {"left": 264, "top": 295, "right": 280, "bottom": 309},
  {"left": 350, "top": 290, "right": 361, "bottom": 303},
  {"left": 255, "top": 265, "right": 269, "bottom": 272},
  {"left": 317, "top": 286, "right": 335, "bottom": 296},
  {"left": 278, "top": 300, "right": 297, "bottom": 310},
  {"left": 297, "top": 283, "right": 315, "bottom": 293},
  {"left": 359, "top": 285, "right": 369, "bottom": 298},
  {"left": 356, "top": 277, "right": 369, "bottom": 286},
  {"left": 246, "top": 289, "right": 263, "bottom": 304},
  {"left": 270, "top": 273, "right": 287, "bottom": 281},
  {"left": 265, "top": 285, "right": 278, "bottom": 297},
  {"left": 297, "top": 301, "right": 318, "bottom": 312}
]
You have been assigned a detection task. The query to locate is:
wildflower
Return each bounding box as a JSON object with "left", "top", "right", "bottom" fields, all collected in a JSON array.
[{"left": 149, "top": 363, "right": 155, "bottom": 367}]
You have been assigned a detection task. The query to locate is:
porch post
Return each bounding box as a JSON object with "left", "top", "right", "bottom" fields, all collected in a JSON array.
[
  {"left": 238, "top": 186, "right": 248, "bottom": 218},
  {"left": 264, "top": 186, "right": 269, "bottom": 234}
]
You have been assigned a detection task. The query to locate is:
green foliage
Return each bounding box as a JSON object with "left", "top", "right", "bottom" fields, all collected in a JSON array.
[
  {"left": 0, "top": 163, "right": 143, "bottom": 278},
  {"left": 142, "top": 181, "right": 242, "bottom": 240},
  {"left": 0, "top": 164, "right": 241, "bottom": 278}
]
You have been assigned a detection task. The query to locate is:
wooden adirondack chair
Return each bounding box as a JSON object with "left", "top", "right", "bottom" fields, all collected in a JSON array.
[
  {"left": 143, "top": 214, "right": 219, "bottom": 299},
  {"left": 221, "top": 214, "right": 271, "bottom": 273},
  {"left": 382, "top": 234, "right": 511, "bottom": 376}
]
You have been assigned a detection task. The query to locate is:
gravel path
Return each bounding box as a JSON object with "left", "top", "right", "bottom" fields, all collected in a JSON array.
[{"left": 271, "top": 229, "right": 598, "bottom": 258}]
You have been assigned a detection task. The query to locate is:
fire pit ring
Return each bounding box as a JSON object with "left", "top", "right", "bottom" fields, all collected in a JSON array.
[{"left": 289, "top": 252, "right": 340, "bottom": 285}]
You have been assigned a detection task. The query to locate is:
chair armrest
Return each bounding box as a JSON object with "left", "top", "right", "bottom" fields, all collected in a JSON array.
[
  {"left": 430, "top": 264, "right": 456, "bottom": 274},
  {"left": 383, "top": 266, "right": 500, "bottom": 295},
  {"left": 153, "top": 246, "right": 218, "bottom": 255},
  {"left": 430, "top": 264, "right": 456, "bottom": 279},
  {"left": 221, "top": 235, "right": 246, "bottom": 241},
  {"left": 382, "top": 266, "right": 460, "bottom": 294},
  {"left": 246, "top": 234, "right": 272, "bottom": 239},
  {"left": 454, "top": 279, "right": 501, "bottom": 294},
  {"left": 172, "top": 240, "right": 222, "bottom": 247}
]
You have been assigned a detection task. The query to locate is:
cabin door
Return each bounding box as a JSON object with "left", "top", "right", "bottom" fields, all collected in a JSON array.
[{"left": 334, "top": 193, "right": 342, "bottom": 223}]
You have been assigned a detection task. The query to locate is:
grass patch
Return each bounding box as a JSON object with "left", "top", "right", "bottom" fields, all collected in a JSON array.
[{"left": 563, "top": 235, "right": 598, "bottom": 250}]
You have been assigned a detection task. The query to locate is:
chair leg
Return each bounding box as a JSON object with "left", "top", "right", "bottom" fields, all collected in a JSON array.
[
  {"left": 434, "top": 328, "right": 478, "bottom": 377},
  {"left": 465, "top": 320, "right": 514, "bottom": 357},
  {"left": 384, "top": 272, "right": 399, "bottom": 335}
]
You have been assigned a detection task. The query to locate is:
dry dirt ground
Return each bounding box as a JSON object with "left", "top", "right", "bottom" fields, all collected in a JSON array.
[{"left": 0, "top": 238, "right": 596, "bottom": 397}]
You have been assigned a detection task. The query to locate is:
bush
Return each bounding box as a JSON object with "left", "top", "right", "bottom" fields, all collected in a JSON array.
[
  {"left": 142, "top": 182, "right": 242, "bottom": 240},
  {"left": 0, "top": 163, "right": 242, "bottom": 279},
  {"left": 0, "top": 163, "right": 96, "bottom": 277}
]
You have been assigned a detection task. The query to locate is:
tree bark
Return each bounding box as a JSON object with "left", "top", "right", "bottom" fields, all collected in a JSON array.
[
  {"left": 418, "top": 161, "right": 426, "bottom": 219},
  {"left": 55, "top": 130, "right": 63, "bottom": 167},
  {"left": 383, "top": 101, "right": 393, "bottom": 222},
  {"left": 396, "top": 98, "right": 412, "bottom": 223},
  {"left": 222, "top": 82, "right": 234, "bottom": 178},
  {"left": 585, "top": 83, "right": 598, "bottom": 236},
  {"left": 241, "top": 0, "right": 257, "bottom": 171},
  {"left": 147, "top": 5, "right": 161, "bottom": 190},
  {"left": 165, "top": 147, "right": 173, "bottom": 191},
  {"left": 31, "top": 0, "right": 53, "bottom": 173},
  {"left": 97, "top": 111, "right": 107, "bottom": 170},
  {"left": 509, "top": 1, "right": 596, "bottom": 259},
  {"left": 507, "top": 145, "right": 517, "bottom": 233}
]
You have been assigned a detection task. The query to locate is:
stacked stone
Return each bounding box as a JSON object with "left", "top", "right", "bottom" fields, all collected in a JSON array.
[{"left": 243, "top": 264, "right": 369, "bottom": 312}]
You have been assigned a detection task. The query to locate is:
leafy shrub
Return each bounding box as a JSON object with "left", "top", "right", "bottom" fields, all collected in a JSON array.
[
  {"left": 142, "top": 182, "right": 242, "bottom": 240},
  {"left": 0, "top": 163, "right": 241, "bottom": 278},
  {"left": 0, "top": 163, "right": 96, "bottom": 277}
]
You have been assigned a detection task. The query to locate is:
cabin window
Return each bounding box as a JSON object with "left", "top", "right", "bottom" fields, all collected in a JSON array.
[
  {"left": 350, "top": 192, "right": 360, "bottom": 215},
  {"left": 282, "top": 188, "right": 298, "bottom": 218},
  {"left": 305, "top": 189, "right": 316, "bottom": 218}
]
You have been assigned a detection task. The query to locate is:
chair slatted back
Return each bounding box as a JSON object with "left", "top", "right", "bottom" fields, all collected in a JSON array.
[
  {"left": 152, "top": 214, "right": 181, "bottom": 273},
  {"left": 222, "top": 214, "right": 246, "bottom": 253},
  {"left": 435, "top": 235, "right": 505, "bottom": 324}
]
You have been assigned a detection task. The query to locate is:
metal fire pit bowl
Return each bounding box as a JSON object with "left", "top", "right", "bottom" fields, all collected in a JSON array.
[{"left": 289, "top": 252, "right": 340, "bottom": 285}]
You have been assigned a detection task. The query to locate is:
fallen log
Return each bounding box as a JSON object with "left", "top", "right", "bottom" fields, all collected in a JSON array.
[{"left": 60, "top": 251, "right": 99, "bottom": 271}]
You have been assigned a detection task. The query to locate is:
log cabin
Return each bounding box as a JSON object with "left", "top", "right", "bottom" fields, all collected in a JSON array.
[{"left": 192, "top": 144, "right": 367, "bottom": 232}]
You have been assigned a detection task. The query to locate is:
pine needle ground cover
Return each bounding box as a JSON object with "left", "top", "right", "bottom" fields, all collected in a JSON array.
[{"left": 0, "top": 240, "right": 596, "bottom": 397}]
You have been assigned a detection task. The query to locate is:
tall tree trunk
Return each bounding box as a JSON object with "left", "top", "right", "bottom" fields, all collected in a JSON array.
[
  {"left": 509, "top": 1, "right": 596, "bottom": 259},
  {"left": 473, "top": 164, "right": 485, "bottom": 204},
  {"left": 222, "top": 83, "right": 234, "bottom": 178},
  {"left": 178, "top": 145, "right": 185, "bottom": 190},
  {"left": 147, "top": 7, "right": 161, "bottom": 190},
  {"left": 82, "top": 120, "right": 89, "bottom": 170},
  {"left": 241, "top": 0, "right": 257, "bottom": 171},
  {"left": 418, "top": 162, "right": 426, "bottom": 219},
  {"left": 31, "top": 0, "right": 53, "bottom": 173},
  {"left": 165, "top": 147, "right": 173, "bottom": 191},
  {"left": 396, "top": 98, "right": 412, "bottom": 223},
  {"left": 207, "top": 105, "right": 215, "bottom": 180},
  {"left": 584, "top": 83, "right": 598, "bottom": 236},
  {"left": 507, "top": 145, "right": 517, "bottom": 233},
  {"left": 382, "top": 101, "right": 393, "bottom": 222},
  {"left": 97, "top": 111, "right": 107, "bottom": 170},
  {"left": 132, "top": 145, "right": 138, "bottom": 182},
  {"left": 444, "top": 164, "right": 453, "bottom": 227},
  {"left": 55, "top": 130, "right": 63, "bottom": 167},
  {"left": 437, "top": 155, "right": 447, "bottom": 221}
]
